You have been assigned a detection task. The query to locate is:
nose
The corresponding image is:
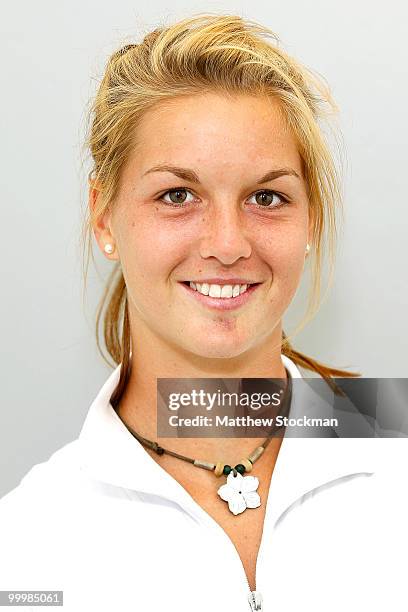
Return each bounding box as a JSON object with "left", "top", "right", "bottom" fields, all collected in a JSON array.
[{"left": 198, "top": 202, "right": 252, "bottom": 265}]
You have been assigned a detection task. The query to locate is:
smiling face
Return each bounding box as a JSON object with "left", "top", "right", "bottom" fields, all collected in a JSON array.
[{"left": 93, "top": 92, "right": 312, "bottom": 361}]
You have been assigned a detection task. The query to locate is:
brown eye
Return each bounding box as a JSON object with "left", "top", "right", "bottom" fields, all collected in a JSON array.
[
  {"left": 167, "top": 189, "right": 188, "bottom": 204},
  {"left": 255, "top": 191, "right": 274, "bottom": 206},
  {"left": 249, "top": 190, "right": 289, "bottom": 209},
  {"left": 159, "top": 188, "right": 196, "bottom": 207}
]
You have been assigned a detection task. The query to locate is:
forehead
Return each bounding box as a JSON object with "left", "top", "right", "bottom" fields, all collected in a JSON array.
[{"left": 128, "top": 92, "right": 302, "bottom": 174}]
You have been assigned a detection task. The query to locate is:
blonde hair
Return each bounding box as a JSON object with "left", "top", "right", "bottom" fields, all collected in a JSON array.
[{"left": 81, "top": 13, "right": 360, "bottom": 403}]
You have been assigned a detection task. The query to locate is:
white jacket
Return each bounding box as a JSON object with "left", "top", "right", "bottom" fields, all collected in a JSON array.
[{"left": 0, "top": 355, "right": 407, "bottom": 611}]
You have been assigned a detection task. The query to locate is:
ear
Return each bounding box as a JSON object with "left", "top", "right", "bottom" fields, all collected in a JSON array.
[{"left": 88, "top": 179, "right": 119, "bottom": 260}]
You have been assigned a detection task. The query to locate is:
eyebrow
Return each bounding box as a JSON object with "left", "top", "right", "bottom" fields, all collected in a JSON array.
[{"left": 142, "top": 164, "right": 301, "bottom": 184}]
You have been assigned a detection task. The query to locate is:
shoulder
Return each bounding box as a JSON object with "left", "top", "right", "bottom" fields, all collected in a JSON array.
[
  {"left": 0, "top": 439, "right": 81, "bottom": 518},
  {"left": 0, "top": 440, "right": 86, "bottom": 588}
]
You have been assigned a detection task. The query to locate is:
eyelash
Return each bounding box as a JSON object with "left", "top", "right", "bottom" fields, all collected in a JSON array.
[{"left": 155, "top": 187, "right": 290, "bottom": 210}]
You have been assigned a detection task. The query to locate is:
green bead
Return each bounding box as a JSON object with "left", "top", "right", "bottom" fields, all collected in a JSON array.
[
  {"left": 235, "top": 464, "right": 246, "bottom": 475},
  {"left": 223, "top": 464, "right": 232, "bottom": 475}
]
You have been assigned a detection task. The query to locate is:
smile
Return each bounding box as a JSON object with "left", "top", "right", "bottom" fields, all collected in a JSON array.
[
  {"left": 190, "top": 281, "right": 254, "bottom": 298},
  {"left": 179, "top": 281, "right": 262, "bottom": 311}
]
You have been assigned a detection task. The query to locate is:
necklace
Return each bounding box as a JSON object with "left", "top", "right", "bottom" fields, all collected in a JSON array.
[{"left": 118, "top": 370, "right": 292, "bottom": 516}]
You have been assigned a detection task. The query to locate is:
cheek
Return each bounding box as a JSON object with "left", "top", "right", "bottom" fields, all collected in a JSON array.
[
  {"left": 257, "top": 226, "right": 307, "bottom": 297},
  {"left": 117, "top": 212, "right": 190, "bottom": 288},
  {"left": 261, "top": 227, "right": 306, "bottom": 267}
]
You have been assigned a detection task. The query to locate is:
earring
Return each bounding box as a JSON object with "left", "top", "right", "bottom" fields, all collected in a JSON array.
[
  {"left": 104, "top": 243, "right": 114, "bottom": 254},
  {"left": 305, "top": 243, "right": 310, "bottom": 254}
]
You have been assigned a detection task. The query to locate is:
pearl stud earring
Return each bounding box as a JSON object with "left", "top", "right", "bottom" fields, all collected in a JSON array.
[
  {"left": 305, "top": 243, "right": 310, "bottom": 253},
  {"left": 104, "top": 243, "right": 114, "bottom": 254}
]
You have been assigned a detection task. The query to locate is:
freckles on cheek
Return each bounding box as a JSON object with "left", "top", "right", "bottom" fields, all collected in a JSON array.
[
  {"left": 258, "top": 242, "right": 294, "bottom": 274},
  {"left": 262, "top": 239, "right": 305, "bottom": 293},
  {"left": 128, "top": 224, "right": 188, "bottom": 279}
]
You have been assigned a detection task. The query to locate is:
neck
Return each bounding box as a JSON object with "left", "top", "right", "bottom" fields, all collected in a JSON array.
[{"left": 115, "top": 321, "right": 288, "bottom": 464}]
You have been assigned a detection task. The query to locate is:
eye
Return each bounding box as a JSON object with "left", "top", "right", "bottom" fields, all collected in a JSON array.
[
  {"left": 248, "top": 190, "right": 289, "bottom": 209},
  {"left": 158, "top": 188, "right": 196, "bottom": 207}
]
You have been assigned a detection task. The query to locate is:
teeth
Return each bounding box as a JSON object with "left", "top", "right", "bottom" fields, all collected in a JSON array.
[{"left": 189, "top": 282, "right": 250, "bottom": 298}]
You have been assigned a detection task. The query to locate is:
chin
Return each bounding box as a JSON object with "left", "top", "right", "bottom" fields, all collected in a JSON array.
[{"left": 186, "top": 336, "right": 254, "bottom": 360}]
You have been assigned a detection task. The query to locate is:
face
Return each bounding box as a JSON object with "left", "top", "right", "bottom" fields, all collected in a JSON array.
[{"left": 92, "top": 92, "right": 312, "bottom": 360}]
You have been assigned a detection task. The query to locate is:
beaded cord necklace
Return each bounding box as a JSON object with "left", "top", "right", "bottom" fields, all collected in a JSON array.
[{"left": 118, "top": 369, "right": 292, "bottom": 516}]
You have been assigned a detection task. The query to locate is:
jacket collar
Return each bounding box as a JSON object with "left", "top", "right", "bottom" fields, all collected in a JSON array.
[{"left": 78, "top": 356, "right": 378, "bottom": 524}]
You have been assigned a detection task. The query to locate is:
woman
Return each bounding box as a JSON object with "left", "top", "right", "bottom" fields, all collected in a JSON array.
[{"left": 0, "top": 14, "right": 406, "bottom": 612}]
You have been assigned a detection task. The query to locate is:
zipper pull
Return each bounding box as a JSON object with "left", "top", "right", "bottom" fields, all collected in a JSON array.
[{"left": 247, "top": 590, "right": 263, "bottom": 611}]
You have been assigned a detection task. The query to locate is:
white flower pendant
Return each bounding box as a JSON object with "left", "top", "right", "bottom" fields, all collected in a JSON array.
[{"left": 217, "top": 471, "right": 261, "bottom": 515}]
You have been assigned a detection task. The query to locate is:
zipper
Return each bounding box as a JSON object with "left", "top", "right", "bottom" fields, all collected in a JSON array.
[
  {"left": 244, "top": 574, "right": 263, "bottom": 611},
  {"left": 247, "top": 589, "right": 263, "bottom": 611},
  {"left": 206, "top": 512, "right": 264, "bottom": 610},
  {"left": 167, "top": 487, "right": 265, "bottom": 610}
]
